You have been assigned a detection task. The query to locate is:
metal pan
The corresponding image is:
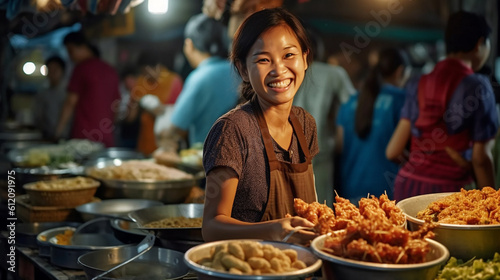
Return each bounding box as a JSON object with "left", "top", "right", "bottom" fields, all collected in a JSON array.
[
  {"left": 75, "top": 199, "right": 163, "bottom": 221},
  {"left": 49, "top": 218, "right": 128, "bottom": 269},
  {"left": 128, "top": 204, "right": 204, "bottom": 242},
  {"left": 78, "top": 246, "right": 189, "bottom": 280}
]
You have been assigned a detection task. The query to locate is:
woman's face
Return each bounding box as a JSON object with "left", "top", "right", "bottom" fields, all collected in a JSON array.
[{"left": 241, "top": 24, "right": 308, "bottom": 106}]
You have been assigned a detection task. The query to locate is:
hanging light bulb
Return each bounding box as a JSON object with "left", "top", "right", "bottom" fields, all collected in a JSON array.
[
  {"left": 23, "top": 62, "right": 36, "bottom": 75},
  {"left": 148, "top": 0, "right": 168, "bottom": 14}
]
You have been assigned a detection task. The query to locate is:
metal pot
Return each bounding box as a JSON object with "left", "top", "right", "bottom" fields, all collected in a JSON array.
[
  {"left": 128, "top": 204, "right": 204, "bottom": 242},
  {"left": 86, "top": 160, "right": 204, "bottom": 204},
  {"left": 78, "top": 246, "right": 189, "bottom": 280}
]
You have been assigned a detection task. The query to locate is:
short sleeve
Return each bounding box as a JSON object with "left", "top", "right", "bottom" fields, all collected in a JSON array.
[
  {"left": 203, "top": 118, "right": 246, "bottom": 177},
  {"left": 170, "top": 74, "right": 203, "bottom": 130},
  {"left": 461, "top": 76, "right": 498, "bottom": 141}
]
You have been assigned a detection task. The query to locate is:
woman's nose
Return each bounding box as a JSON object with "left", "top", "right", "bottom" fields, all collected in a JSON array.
[{"left": 270, "top": 60, "right": 287, "bottom": 76}]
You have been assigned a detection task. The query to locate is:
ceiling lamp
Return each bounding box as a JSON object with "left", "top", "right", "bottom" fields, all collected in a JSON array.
[{"left": 148, "top": 0, "right": 168, "bottom": 14}]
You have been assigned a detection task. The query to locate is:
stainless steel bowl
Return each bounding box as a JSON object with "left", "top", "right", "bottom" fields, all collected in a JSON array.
[
  {"left": 184, "top": 239, "right": 322, "bottom": 280},
  {"left": 36, "top": 226, "right": 76, "bottom": 258},
  {"left": 128, "top": 203, "right": 204, "bottom": 242},
  {"left": 396, "top": 192, "right": 500, "bottom": 260},
  {"left": 86, "top": 159, "right": 204, "bottom": 204},
  {"left": 16, "top": 221, "right": 81, "bottom": 248},
  {"left": 75, "top": 199, "right": 163, "bottom": 221},
  {"left": 311, "top": 235, "right": 449, "bottom": 280},
  {"left": 78, "top": 246, "right": 189, "bottom": 280}
]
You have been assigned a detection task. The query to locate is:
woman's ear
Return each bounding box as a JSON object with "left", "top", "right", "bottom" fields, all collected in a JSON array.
[
  {"left": 303, "top": 51, "right": 309, "bottom": 71},
  {"left": 236, "top": 61, "right": 249, "bottom": 82},
  {"left": 183, "top": 38, "right": 194, "bottom": 54},
  {"left": 474, "top": 37, "right": 485, "bottom": 51}
]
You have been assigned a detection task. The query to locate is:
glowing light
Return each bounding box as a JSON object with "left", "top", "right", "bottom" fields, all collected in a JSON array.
[
  {"left": 148, "top": 0, "right": 168, "bottom": 14},
  {"left": 40, "top": 65, "right": 48, "bottom": 76},
  {"left": 23, "top": 62, "right": 36, "bottom": 75}
]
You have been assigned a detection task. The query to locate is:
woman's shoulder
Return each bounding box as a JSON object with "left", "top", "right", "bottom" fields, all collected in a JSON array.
[
  {"left": 212, "top": 102, "right": 256, "bottom": 130},
  {"left": 292, "top": 106, "right": 316, "bottom": 126}
]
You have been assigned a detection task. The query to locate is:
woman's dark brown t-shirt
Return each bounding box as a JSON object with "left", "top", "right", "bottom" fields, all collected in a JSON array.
[{"left": 203, "top": 101, "right": 319, "bottom": 222}]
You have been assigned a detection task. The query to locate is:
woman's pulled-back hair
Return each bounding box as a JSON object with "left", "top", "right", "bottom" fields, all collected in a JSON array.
[
  {"left": 355, "top": 48, "right": 409, "bottom": 139},
  {"left": 230, "top": 7, "right": 313, "bottom": 102}
]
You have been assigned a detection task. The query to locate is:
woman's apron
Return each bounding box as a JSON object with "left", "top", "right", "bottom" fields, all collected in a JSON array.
[{"left": 251, "top": 100, "right": 317, "bottom": 222}]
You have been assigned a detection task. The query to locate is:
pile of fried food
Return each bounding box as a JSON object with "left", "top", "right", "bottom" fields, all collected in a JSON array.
[
  {"left": 88, "top": 160, "right": 193, "bottom": 181},
  {"left": 196, "top": 240, "right": 307, "bottom": 275},
  {"left": 144, "top": 217, "right": 203, "bottom": 228},
  {"left": 295, "top": 194, "right": 435, "bottom": 264},
  {"left": 417, "top": 187, "right": 500, "bottom": 225},
  {"left": 29, "top": 176, "right": 98, "bottom": 190}
]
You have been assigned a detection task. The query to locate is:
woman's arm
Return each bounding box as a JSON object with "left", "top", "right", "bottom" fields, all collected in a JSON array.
[
  {"left": 472, "top": 139, "right": 495, "bottom": 188},
  {"left": 386, "top": 119, "right": 411, "bottom": 164},
  {"left": 202, "top": 167, "right": 316, "bottom": 244}
]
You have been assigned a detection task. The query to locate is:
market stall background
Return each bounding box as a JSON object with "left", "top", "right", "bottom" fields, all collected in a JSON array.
[
  {"left": 1, "top": 0, "right": 498, "bottom": 123},
  {"left": 0, "top": 0, "right": 500, "bottom": 279}
]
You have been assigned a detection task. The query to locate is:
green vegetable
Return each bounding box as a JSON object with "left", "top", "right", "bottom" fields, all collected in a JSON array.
[{"left": 436, "top": 253, "right": 500, "bottom": 280}]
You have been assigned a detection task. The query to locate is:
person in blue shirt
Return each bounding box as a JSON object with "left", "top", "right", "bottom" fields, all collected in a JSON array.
[
  {"left": 335, "top": 48, "right": 411, "bottom": 204},
  {"left": 157, "top": 13, "right": 240, "bottom": 151}
]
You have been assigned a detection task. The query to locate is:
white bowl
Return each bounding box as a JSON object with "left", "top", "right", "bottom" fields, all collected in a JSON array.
[{"left": 184, "top": 239, "right": 322, "bottom": 280}]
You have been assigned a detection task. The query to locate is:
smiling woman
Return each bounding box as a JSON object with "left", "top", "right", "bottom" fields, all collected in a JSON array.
[{"left": 201, "top": 7, "right": 320, "bottom": 246}]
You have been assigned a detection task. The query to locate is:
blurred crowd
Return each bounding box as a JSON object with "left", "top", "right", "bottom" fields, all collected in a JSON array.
[{"left": 19, "top": 0, "right": 500, "bottom": 205}]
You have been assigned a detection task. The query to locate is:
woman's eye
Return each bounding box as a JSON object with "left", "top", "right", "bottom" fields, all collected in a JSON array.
[
  {"left": 256, "top": 58, "right": 269, "bottom": 63},
  {"left": 285, "top": 53, "right": 296, "bottom": 58}
]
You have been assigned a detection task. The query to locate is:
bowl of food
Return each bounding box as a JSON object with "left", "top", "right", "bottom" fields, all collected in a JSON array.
[
  {"left": 128, "top": 203, "right": 204, "bottom": 242},
  {"left": 23, "top": 176, "right": 100, "bottom": 207},
  {"left": 184, "top": 239, "right": 322, "bottom": 279},
  {"left": 36, "top": 226, "right": 76, "bottom": 257},
  {"left": 86, "top": 159, "right": 204, "bottom": 203},
  {"left": 78, "top": 245, "right": 189, "bottom": 280},
  {"left": 396, "top": 188, "right": 500, "bottom": 260},
  {"left": 311, "top": 234, "right": 449, "bottom": 280}
]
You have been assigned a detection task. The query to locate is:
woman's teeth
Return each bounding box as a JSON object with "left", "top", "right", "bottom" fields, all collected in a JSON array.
[{"left": 268, "top": 79, "right": 291, "bottom": 88}]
